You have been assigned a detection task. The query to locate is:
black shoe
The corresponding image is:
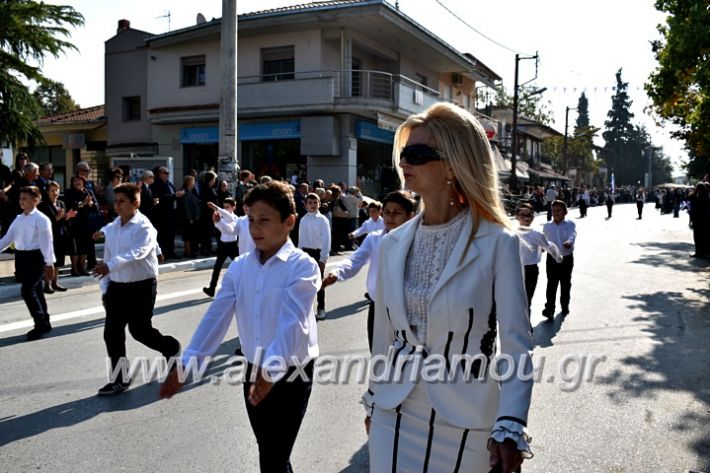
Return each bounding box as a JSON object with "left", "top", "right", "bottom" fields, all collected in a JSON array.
[
  {"left": 78, "top": 270, "right": 90, "bottom": 276},
  {"left": 53, "top": 284, "right": 68, "bottom": 292},
  {"left": 26, "top": 323, "right": 52, "bottom": 341},
  {"left": 542, "top": 308, "right": 554, "bottom": 320},
  {"left": 44, "top": 285, "right": 54, "bottom": 294},
  {"left": 203, "top": 287, "right": 215, "bottom": 297},
  {"left": 97, "top": 380, "right": 131, "bottom": 396},
  {"left": 561, "top": 307, "right": 570, "bottom": 316}
]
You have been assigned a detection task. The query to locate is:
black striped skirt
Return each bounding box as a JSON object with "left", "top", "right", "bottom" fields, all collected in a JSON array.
[{"left": 369, "top": 382, "right": 491, "bottom": 473}]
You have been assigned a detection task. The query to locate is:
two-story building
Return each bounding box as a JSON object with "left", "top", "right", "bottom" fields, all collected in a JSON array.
[{"left": 104, "top": 0, "right": 500, "bottom": 198}]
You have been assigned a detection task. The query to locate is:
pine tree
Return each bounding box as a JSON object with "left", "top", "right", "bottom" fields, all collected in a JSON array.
[
  {"left": 0, "top": 1, "right": 83, "bottom": 144},
  {"left": 603, "top": 69, "right": 639, "bottom": 185}
]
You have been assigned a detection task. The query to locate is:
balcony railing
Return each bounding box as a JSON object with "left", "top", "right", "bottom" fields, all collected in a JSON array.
[{"left": 236, "top": 69, "right": 441, "bottom": 112}]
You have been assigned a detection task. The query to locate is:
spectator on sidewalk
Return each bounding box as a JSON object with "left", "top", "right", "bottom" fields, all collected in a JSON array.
[
  {"left": 65, "top": 175, "right": 96, "bottom": 276},
  {"left": 150, "top": 167, "right": 185, "bottom": 260},
  {"left": 104, "top": 167, "right": 124, "bottom": 218},
  {"left": 179, "top": 175, "right": 201, "bottom": 259},
  {"left": 38, "top": 181, "right": 77, "bottom": 293},
  {"left": 0, "top": 186, "right": 54, "bottom": 340},
  {"left": 75, "top": 161, "right": 99, "bottom": 270},
  {"left": 138, "top": 170, "right": 156, "bottom": 220},
  {"left": 198, "top": 171, "right": 218, "bottom": 256}
]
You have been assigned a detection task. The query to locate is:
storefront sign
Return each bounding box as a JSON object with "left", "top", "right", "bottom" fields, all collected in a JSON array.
[
  {"left": 63, "top": 133, "right": 85, "bottom": 149},
  {"left": 376, "top": 112, "right": 404, "bottom": 132},
  {"left": 356, "top": 121, "right": 395, "bottom": 145},
  {"left": 239, "top": 121, "right": 301, "bottom": 141},
  {"left": 180, "top": 127, "right": 219, "bottom": 144}
]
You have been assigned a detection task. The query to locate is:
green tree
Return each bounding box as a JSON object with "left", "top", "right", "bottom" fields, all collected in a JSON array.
[
  {"left": 33, "top": 80, "right": 79, "bottom": 117},
  {"left": 493, "top": 83, "right": 554, "bottom": 125},
  {"left": 646, "top": 0, "right": 710, "bottom": 179},
  {"left": 569, "top": 92, "right": 598, "bottom": 174},
  {"left": 603, "top": 69, "right": 641, "bottom": 185},
  {"left": 0, "top": 1, "right": 83, "bottom": 145}
]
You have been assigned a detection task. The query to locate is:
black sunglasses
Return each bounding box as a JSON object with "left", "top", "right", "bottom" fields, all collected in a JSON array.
[{"left": 400, "top": 144, "right": 443, "bottom": 165}]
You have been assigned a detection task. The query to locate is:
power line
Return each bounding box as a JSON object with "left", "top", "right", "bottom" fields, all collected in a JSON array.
[{"left": 432, "top": 0, "right": 532, "bottom": 55}]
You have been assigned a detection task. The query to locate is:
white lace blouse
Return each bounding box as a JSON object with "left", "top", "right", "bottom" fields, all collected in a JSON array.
[{"left": 404, "top": 209, "right": 467, "bottom": 342}]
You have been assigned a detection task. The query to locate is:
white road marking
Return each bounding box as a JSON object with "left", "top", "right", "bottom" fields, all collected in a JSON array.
[
  {"left": 0, "top": 287, "right": 205, "bottom": 335},
  {"left": 0, "top": 261, "right": 348, "bottom": 335}
]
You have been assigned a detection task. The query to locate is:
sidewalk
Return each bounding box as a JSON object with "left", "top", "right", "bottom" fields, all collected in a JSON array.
[{"left": 0, "top": 243, "right": 218, "bottom": 301}]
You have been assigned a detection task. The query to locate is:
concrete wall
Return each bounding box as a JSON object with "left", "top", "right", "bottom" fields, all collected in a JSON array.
[
  {"left": 238, "top": 29, "right": 322, "bottom": 78},
  {"left": 146, "top": 40, "right": 221, "bottom": 110},
  {"left": 105, "top": 29, "right": 151, "bottom": 146}
]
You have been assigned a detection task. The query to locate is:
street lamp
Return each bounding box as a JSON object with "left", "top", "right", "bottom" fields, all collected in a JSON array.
[
  {"left": 562, "top": 106, "right": 577, "bottom": 177},
  {"left": 510, "top": 52, "right": 541, "bottom": 191}
]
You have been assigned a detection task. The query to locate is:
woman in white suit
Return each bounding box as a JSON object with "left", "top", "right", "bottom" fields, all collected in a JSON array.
[{"left": 363, "top": 102, "right": 534, "bottom": 473}]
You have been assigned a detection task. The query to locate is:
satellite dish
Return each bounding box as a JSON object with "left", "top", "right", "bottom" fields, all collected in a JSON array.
[{"left": 196, "top": 13, "right": 206, "bottom": 24}]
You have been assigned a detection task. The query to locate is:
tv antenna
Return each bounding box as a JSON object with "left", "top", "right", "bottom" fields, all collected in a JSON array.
[{"left": 156, "top": 11, "right": 171, "bottom": 31}]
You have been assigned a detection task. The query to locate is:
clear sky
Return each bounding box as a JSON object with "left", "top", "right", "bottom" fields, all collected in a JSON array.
[{"left": 40, "top": 0, "right": 684, "bottom": 173}]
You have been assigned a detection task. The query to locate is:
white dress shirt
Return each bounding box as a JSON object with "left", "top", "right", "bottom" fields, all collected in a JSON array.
[
  {"left": 214, "top": 208, "right": 238, "bottom": 243},
  {"left": 0, "top": 208, "right": 55, "bottom": 265},
  {"left": 298, "top": 211, "right": 331, "bottom": 262},
  {"left": 181, "top": 240, "right": 320, "bottom": 377},
  {"left": 330, "top": 229, "right": 385, "bottom": 297},
  {"left": 99, "top": 211, "right": 159, "bottom": 294},
  {"left": 542, "top": 219, "right": 576, "bottom": 257},
  {"left": 516, "top": 224, "right": 562, "bottom": 265},
  {"left": 215, "top": 214, "right": 254, "bottom": 254},
  {"left": 351, "top": 217, "right": 385, "bottom": 239}
]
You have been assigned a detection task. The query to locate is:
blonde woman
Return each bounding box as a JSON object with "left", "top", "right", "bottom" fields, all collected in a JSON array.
[{"left": 363, "top": 102, "right": 533, "bottom": 473}]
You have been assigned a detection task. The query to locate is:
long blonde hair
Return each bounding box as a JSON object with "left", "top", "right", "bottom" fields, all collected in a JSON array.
[{"left": 392, "top": 102, "right": 511, "bottom": 242}]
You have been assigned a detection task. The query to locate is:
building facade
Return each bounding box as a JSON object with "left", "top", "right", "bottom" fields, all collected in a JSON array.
[{"left": 105, "top": 0, "right": 500, "bottom": 197}]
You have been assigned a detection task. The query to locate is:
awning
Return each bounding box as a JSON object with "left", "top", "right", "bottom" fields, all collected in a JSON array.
[
  {"left": 527, "top": 168, "right": 572, "bottom": 181},
  {"left": 491, "top": 145, "right": 529, "bottom": 180}
]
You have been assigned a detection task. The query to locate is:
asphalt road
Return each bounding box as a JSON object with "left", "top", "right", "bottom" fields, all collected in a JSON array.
[{"left": 0, "top": 202, "right": 708, "bottom": 473}]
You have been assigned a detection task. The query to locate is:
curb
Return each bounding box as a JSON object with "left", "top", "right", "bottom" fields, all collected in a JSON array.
[{"left": 0, "top": 256, "right": 217, "bottom": 302}]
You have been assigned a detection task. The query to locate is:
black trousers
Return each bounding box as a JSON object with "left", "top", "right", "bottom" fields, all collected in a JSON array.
[
  {"left": 606, "top": 202, "right": 613, "bottom": 218},
  {"left": 302, "top": 248, "right": 325, "bottom": 310},
  {"left": 636, "top": 201, "right": 644, "bottom": 218},
  {"left": 523, "top": 264, "right": 539, "bottom": 312},
  {"left": 367, "top": 299, "right": 375, "bottom": 353},
  {"left": 579, "top": 199, "right": 588, "bottom": 217},
  {"left": 208, "top": 240, "right": 239, "bottom": 290},
  {"left": 545, "top": 254, "right": 574, "bottom": 313},
  {"left": 243, "top": 361, "right": 314, "bottom": 473},
  {"left": 103, "top": 278, "right": 180, "bottom": 383},
  {"left": 16, "top": 250, "right": 50, "bottom": 327}
]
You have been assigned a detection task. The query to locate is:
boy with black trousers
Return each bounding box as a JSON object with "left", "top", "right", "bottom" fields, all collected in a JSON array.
[
  {"left": 203, "top": 198, "right": 239, "bottom": 297},
  {"left": 0, "top": 186, "right": 54, "bottom": 340},
  {"left": 298, "top": 193, "right": 331, "bottom": 320},
  {"left": 542, "top": 200, "right": 577, "bottom": 319},
  {"left": 161, "top": 181, "right": 320, "bottom": 473}
]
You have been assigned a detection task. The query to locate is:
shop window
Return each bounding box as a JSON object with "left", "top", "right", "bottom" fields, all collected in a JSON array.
[
  {"left": 182, "top": 55, "right": 206, "bottom": 87},
  {"left": 262, "top": 46, "right": 294, "bottom": 81},
  {"left": 122, "top": 96, "right": 141, "bottom": 121}
]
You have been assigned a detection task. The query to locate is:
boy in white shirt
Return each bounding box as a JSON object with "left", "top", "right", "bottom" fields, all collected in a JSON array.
[
  {"left": 323, "top": 190, "right": 416, "bottom": 350},
  {"left": 298, "top": 193, "right": 331, "bottom": 320},
  {"left": 0, "top": 186, "right": 54, "bottom": 340},
  {"left": 514, "top": 203, "right": 562, "bottom": 313},
  {"left": 348, "top": 201, "right": 385, "bottom": 241},
  {"left": 160, "top": 181, "right": 320, "bottom": 473},
  {"left": 203, "top": 198, "right": 239, "bottom": 297},
  {"left": 92, "top": 183, "right": 180, "bottom": 395},
  {"left": 542, "top": 200, "right": 577, "bottom": 319}
]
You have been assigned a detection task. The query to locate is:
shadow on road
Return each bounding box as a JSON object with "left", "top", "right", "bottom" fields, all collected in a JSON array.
[
  {"left": 532, "top": 313, "right": 568, "bottom": 348},
  {"left": 598, "top": 287, "right": 710, "bottom": 470},
  {"left": 0, "top": 339, "right": 241, "bottom": 448},
  {"left": 631, "top": 241, "right": 710, "bottom": 272},
  {"left": 323, "top": 299, "right": 370, "bottom": 321},
  {"left": 337, "top": 442, "right": 369, "bottom": 473}
]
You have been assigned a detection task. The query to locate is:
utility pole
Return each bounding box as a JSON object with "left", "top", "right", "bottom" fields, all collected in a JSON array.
[
  {"left": 510, "top": 52, "right": 540, "bottom": 192},
  {"left": 218, "top": 0, "right": 238, "bottom": 193}
]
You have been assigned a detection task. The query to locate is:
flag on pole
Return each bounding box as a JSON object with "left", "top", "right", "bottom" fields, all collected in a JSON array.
[{"left": 611, "top": 173, "right": 616, "bottom": 194}]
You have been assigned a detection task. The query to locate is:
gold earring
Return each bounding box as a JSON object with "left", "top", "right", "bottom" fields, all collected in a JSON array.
[{"left": 446, "top": 179, "right": 454, "bottom": 206}]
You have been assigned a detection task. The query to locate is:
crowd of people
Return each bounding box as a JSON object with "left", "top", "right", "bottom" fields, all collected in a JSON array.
[{"left": 2, "top": 98, "right": 709, "bottom": 472}]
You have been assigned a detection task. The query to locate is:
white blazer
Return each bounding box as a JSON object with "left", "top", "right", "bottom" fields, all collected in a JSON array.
[{"left": 367, "top": 212, "right": 533, "bottom": 430}]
